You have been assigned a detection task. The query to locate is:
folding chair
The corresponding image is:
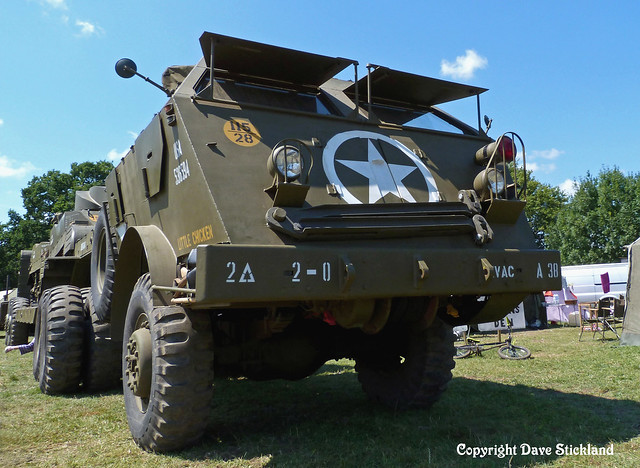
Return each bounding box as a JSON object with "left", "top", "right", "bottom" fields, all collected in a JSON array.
[
  {"left": 579, "top": 297, "right": 621, "bottom": 340},
  {"left": 578, "top": 302, "right": 600, "bottom": 341},
  {"left": 597, "top": 297, "right": 622, "bottom": 340}
]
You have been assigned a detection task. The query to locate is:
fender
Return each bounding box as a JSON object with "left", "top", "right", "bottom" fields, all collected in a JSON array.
[{"left": 109, "top": 225, "right": 177, "bottom": 341}]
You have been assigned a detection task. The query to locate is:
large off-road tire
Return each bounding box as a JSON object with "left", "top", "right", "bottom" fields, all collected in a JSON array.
[
  {"left": 32, "top": 290, "right": 49, "bottom": 381},
  {"left": 123, "top": 274, "right": 214, "bottom": 452},
  {"left": 5, "top": 297, "right": 30, "bottom": 347},
  {"left": 90, "top": 210, "right": 116, "bottom": 321},
  {"left": 33, "top": 286, "right": 85, "bottom": 394},
  {"left": 82, "top": 292, "right": 121, "bottom": 392},
  {"left": 355, "top": 316, "right": 455, "bottom": 409}
]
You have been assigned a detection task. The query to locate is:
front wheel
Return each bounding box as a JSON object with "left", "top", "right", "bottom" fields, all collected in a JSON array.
[
  {"left": 355, "top": 316, "right": 455, "bottom": 409},
  {"left": 498, "top": 344, "right": 531, "bottom": 360},
  {"left": 122, "top": 274, "right": 214, "bottom": 452}
]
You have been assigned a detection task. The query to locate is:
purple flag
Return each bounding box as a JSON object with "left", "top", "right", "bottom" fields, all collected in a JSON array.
[{"left": 601, "top": 272, "right": 610, "bottom": 294}]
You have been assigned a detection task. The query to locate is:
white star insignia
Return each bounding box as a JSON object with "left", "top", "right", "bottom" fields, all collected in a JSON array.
[
  {"left": 322, "top": 130, "right": 440, "bottom": 205},
  {"left": 336, "top": 140, "right": 417, "bottom": 203}
]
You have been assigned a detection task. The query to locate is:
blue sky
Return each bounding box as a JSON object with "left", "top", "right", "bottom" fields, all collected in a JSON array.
[{"left": 1, "top": 0, "right": 639, "bottom": 222}]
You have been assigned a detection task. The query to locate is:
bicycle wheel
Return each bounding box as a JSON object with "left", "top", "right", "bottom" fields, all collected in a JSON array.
[
  {"left": 454, "top": 347, "right": 472, "bottom": 359},
  {"left": 498, "top": 344, "right": 531, "bottom": 360}
]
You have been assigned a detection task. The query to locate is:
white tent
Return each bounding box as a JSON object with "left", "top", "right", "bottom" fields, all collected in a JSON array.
[{"left": 621, "top": 238, "right": 640, "bottom": 345}]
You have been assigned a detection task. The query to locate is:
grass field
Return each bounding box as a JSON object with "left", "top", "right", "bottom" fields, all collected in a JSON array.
[{"left": 1, "top": 326, "right": 639, "bottom": 467}]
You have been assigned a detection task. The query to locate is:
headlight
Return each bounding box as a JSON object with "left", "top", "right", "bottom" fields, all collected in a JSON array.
[
  {"left": 474, "top": 167, "right": 505, "bottom": 200},
  {"left": 486, "top": 168, "right": 505, "bottom": 194},
  {"left": 268, "top": 145, "right": 303, "bottom": 181}
]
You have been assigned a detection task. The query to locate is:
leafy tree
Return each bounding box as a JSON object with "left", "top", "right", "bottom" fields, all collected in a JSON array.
[
  {"left": 0, "top": 210, "right": 49, "bottom": 287},
  {"left": 519, "top": 170, "right": 568, "bottom": 249},
  {"left": 0, "top": 161, "right": 113, "bottom": 286},
  {"left": 21, "top": 161, "right": 114, "bottom": 224},
  {"left": 547, "top": 167, "right": 640, "bottom": 265}
]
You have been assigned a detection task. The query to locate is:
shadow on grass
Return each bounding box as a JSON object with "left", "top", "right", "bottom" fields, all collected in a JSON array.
[{"left": 171, "top": 362, "right": 640, "bottom": 467}]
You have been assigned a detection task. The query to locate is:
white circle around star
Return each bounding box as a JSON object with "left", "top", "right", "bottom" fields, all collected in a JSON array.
[{"left": 322, "top": 130, "right": 439, "bottom": 204}]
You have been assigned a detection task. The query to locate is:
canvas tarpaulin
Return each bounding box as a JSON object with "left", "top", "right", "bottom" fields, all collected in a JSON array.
[{"left": 621, "top": 238, "right": 640, "bottom": 345}]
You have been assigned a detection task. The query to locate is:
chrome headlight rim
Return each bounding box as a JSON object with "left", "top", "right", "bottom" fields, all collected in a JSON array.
[
  {"left": 486, "top": 167, "right": 505, "bottom": 195},
  {"left": 269, "top": 144, "right": 303, "bottom": 182},
  {"left": 473, "top": 166, "right": 506, "bottom": 201}
]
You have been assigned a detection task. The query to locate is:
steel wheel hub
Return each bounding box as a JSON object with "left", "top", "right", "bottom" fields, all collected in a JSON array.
[{"left": 125, "top": 327, "right": 152, "bottom": 398}]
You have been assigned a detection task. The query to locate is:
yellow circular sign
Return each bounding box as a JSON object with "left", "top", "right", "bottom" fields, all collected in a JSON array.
[{"left": 223, "top": 119, "right": 261, "bottom": 147}]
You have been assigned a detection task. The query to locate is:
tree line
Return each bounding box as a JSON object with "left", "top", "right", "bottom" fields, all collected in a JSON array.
[
  {"left": 1, "top": 161, "right": 637, "bottom": 289},
  {"left": 524, "top": 167, "right": 640, "bottom": 265}
]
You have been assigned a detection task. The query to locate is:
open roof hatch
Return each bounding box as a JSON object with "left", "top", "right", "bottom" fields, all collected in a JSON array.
[
  {"left": 198, "top": 32, "right": 355, "bottom": 94},
  {"left": 345, "top": 65, "right": 487, "bottom": 109}
]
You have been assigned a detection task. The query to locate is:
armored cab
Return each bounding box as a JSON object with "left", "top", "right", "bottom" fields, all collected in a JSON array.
[{"left": 36, "top": 32, "right": 560, "bottom": 452}]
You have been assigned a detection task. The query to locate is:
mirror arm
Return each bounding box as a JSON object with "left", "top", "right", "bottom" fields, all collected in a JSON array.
[{"left": 123, "top": 66, "right": 172, "bottom": 97}]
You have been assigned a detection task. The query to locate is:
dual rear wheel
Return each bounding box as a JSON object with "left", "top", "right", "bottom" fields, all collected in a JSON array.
[
  {"left": 33, "top": 285, "right": 120, "bottom": 394},
  {"left": 33, "top": 286, "right": 85, "bottom": 394}
]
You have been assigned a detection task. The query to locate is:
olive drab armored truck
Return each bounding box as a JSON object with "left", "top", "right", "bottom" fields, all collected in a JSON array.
[
  {"left": 18, "top": 32, "right": 561, "bottom": 452},
  {"left": 99, "top": 32, "right": 562, "bottom": 451},
  {"left": 4, "top": 187, "right": 121, "bottom": 393}
]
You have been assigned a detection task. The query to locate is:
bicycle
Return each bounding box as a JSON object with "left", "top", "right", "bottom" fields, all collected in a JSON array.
[{"left": 454, "top": 319, "right": 531, "bottom": 360}]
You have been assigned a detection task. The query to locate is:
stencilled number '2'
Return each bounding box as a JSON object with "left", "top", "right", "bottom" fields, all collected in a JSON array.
[
  {"left": 226, "top": 262, "right": 255, "bottom": 283},
  {"left": 292, "top": 262, "right": 301, "bottom": 282},
  {"left": 226, "top": 262, "right": 236, "bottom": 283}
]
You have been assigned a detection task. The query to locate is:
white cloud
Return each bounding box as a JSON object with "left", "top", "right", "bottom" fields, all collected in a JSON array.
[
  {"left": 107, "top": 132, "right": 137, "bottom": 161},
  {"left": 527, "top": 162, "right": 557, "bottom": 174},
  {"left": 106, "top": 132, "right": 137, "bottom": 161},
  {"left": 75, "top": 20, "right": 103, "bottom": 37},
  {"left": 0, "top": 118, "right": 4, "bottom": 126},
  {"left": 107, "top": 148, "right": 128, "bottom": 162},
  {"left": 526, "top": 148, "right": 566, "bottom": 175},
  {"left": 441, "top": 50, "right": 488, "bottom": 80},
  {"left": 529, "top": 148, "right": 564, "bottom": 161},
  {"left": 33, "top": 1, "right": 103, "bottom": 36},
  {"left": 0, "top": 155, "right": 37, "bottom": 178},
  {"left": 42, "top": 0, "right": 68, "bottom": 9},
  {"left": 559, "top": 179, "right": 578, "bottom": 197}
]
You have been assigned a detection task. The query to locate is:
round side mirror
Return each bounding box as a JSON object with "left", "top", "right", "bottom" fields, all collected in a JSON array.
[{"left": 115, "top": 58, "right": 137, "bottom": 79}]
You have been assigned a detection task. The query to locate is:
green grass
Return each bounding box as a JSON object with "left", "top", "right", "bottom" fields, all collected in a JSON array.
[{"left": 1, "top": 327, "right": 639, "bottom": 467}]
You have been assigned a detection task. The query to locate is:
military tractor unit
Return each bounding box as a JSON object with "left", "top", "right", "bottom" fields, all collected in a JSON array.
[
  {"left": 3, "top": 32, "right": 561, "bottom": 452},
  {"left": 3, "top": 187, "right": 122, "bottom": 392}
]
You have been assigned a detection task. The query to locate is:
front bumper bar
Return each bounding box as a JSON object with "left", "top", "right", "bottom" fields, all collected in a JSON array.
[{"left": 194, "top": 244, "right": 561, "bottom": 306}]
